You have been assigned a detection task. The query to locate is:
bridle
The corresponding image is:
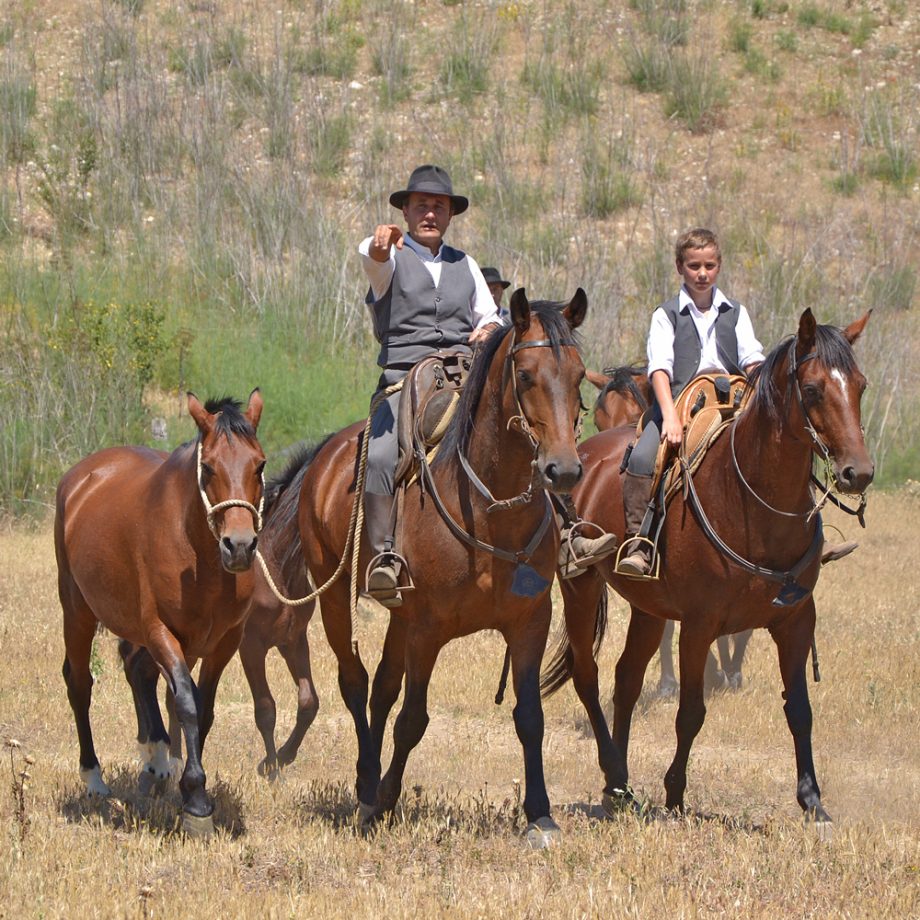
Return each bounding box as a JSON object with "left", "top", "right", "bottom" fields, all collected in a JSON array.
[
  {"left": 196, "top": 440, "right": 265, "bottom": 541},
  {"left": 455, "top": 334, "right": 584, "bottom": 514},
  {"left": 730, "top": 336, "right": 867, "bottom": 523},
  {"left": 418, "top": 331, "right": 583, "bottom": 566}
]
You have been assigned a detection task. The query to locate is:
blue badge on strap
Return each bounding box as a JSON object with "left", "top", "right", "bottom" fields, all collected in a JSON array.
[{"left": 511, "top": 563, "right": 551, "bottom": 598}]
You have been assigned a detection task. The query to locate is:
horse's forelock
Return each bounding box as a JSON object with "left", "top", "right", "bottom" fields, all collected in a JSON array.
[{"left": 202, "top": 396, "right": 256, "bottom": 439}]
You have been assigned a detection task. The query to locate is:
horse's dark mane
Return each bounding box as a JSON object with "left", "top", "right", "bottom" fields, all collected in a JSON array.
[
  {"left": 747, "top": 323, "right": 858, "bottom": 421},
  {"left": 598, "top": 362, "right": 649, "bottom": 409},
  {"left": 434, "top": 301, "right": 580, "bottom": 465},
  {"left": 203, "top": 396, "right": 255, "bottom": 439}
]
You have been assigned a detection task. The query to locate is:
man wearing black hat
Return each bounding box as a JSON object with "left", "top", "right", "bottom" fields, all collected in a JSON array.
[
  {"left": 481, "top": 266, "right": 512, "bottom": 321},
  {"left": 359, "top": 165, "right": 501, "bottom": 607}
]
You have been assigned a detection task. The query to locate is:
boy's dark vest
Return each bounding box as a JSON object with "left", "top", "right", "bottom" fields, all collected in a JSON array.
[
  {"left": 660, "top": 295, "right": 743, "bottom": 397},
  {"left": 371, "top": 244, "right": 476, "bottom": 368}
]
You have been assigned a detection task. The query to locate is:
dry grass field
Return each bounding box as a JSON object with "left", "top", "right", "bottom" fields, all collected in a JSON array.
[{"left": 1, "top": 491, "right": 917, "bottom": 918}]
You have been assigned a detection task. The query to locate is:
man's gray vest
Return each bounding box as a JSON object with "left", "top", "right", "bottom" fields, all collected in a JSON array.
[
  {"left": 371, "top": 244, "right": 476, "bottom": 368},
  {"left": 660, "top": 295, "right": 743, "bottom": 397}
]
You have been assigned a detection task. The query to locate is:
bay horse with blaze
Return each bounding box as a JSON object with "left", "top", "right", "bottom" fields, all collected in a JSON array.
[
  {"left": 543, "top": 310, "right": 873, "bottom": 825},
  {"left": 55, "top": 392, "right": 265, "bottom": 835},
  {"left": 298, "top": 291, "right": 587, "bottom": 845}
]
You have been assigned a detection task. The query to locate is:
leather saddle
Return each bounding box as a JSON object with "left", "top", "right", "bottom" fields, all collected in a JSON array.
[
  {"left": 393, "top": 351, "right": 473, "bottom": 488},
  {"left": 640, "top": 374, "right": 750, "bottom": 502}
]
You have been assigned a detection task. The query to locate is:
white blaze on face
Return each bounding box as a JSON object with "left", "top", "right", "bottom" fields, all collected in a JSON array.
[{"left": 830, "top": 368, "right": 849, "bottom": 399}]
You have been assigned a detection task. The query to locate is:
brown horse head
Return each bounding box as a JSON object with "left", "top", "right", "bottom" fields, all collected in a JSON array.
[
  {"left": 586, "top": 363, "right": 651, "bottom": 431},
  {"left": 507, "top": 287, "right": 587, "bottom": 492},
  {"left": 188, "top": 389, "right": 266, "bottom": 572}
]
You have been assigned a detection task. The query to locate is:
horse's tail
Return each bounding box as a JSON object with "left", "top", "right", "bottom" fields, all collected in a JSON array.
[
  {"left": 540, "top": 586, "right": 608, "bottom": 698},
  {"left": 262, "top": 436, "right": 335, "bottom": 595}
]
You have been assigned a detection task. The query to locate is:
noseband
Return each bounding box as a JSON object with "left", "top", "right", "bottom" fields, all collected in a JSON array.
[{"left": 196, "top": 441, "right": 265, "bottom": 541}]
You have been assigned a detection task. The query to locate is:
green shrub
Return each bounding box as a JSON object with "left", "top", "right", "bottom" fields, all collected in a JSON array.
[{"left": 664, "top": 53, "right": 727, "bottom": 133}]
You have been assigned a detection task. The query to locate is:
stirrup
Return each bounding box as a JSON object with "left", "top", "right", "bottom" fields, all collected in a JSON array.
[
  {"left": 614, "top": 536, "right": 660, "bottom": 580},
  {"left": 365, "top": 550, "right": 414, "bottom": 607},
  {"left": 558, "top": 520, "right": 618, "bottom": 579}
]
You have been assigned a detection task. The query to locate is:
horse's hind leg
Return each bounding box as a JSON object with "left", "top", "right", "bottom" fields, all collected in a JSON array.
[
  {"left": 238, "top": 632, "right": 280, "bottom": 777},
  {"left": 726, "top": 629, "right": 754, "bottom": 689},
  {"left": 663, "top": 626, "right": 712, "bottom": 812},
  {"left": 657, "top": 619, "right": 678, "bottom": 697},
  {"left": 276, "top": 630, "right": 320, "bottom": 769},
  {"left": 118, "top": 640, "right": 172, "bottom": 783},
  {"left": 769, "top": 601, "right": 830, "bottom": 824},
  {"left": 369, "top": 615, "right": 408, "bottom": 757},
  {"left": 61, "top": 589, "right": 109, "bottom": 798}
]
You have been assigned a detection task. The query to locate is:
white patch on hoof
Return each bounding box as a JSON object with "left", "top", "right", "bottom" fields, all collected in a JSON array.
[
  {"left": 138, "top": 740, "right": 173, "bottom": 780},
  {"left": 524, "top": 816, "right": 562, "bottom": 850},
  {"left": 80, "top": 765, "right": 111, "bottom": 798},
  {"left": 357, "top": 800, "right": 376, "bottom": 828},
  {"left": 805, "top": 812, "right": 834, "bottom": 842},
  {"left": 181, "top": 811, "right": 215, "bottom": 838}
]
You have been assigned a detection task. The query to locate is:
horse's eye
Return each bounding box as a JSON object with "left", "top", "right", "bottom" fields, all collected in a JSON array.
[
  {"left": 517, "top": 369, "right": 532, "bottom": 387},
  {"left": 801, "top": 383, "right": 822, "bottom": 403},
  {"left": 200, "top": 463, "right": 215, "bottom": 480}
]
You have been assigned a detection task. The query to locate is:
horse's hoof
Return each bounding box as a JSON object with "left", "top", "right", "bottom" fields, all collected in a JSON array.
[
  {"left": 656, "top": 678, "right": 679, "bottom": 699},
  {"left": 727, "top": 671, "right": 743, "bottom": 691},
  {"left": 357, "top": 800, "right": 377, "bottom": 829},
  {"left": 257, "top": 758, "right": 279, "bottom": 780},
  {"left": 524, "top": 816, "right": 561, "bottom": 849},
  {"left": 804, "top": 806, "right": 833, "bottom": 840},
  {"left": 80, "top": 766, "right": 111, "bottom": 799},
  {"left": 181, "top": 811, "right": 215, "bottom": 839},
  {"left": 137, "top": 770, "right": 167, "bottom": 798},
  {"left": 601, "top": 788, "right": 642, "bottom": 818}
]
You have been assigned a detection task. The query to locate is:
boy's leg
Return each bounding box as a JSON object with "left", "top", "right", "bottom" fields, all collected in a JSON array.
[{"left": 617, "top": 421, "right": 658, "bottom": 576}]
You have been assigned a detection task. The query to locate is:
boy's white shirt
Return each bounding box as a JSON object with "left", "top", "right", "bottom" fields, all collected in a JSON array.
[{"left": 646, "top": 285, "right": 765, "bottom": 381}]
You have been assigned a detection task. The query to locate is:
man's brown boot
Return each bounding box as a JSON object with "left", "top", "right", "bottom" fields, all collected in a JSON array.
[
  {"left": 616, "top": 472, "right": 654, "bottom": 577},
  {"left": 364, "top": 492, "right": 403, "bottom": 608},
  {"left": 558, "top": 528, "right": 620, "bottom": 579}
]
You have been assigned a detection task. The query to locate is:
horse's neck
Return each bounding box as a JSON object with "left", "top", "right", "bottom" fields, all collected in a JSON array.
[{"left": 732, "top": 393, "right": 815, "bottom": 509}]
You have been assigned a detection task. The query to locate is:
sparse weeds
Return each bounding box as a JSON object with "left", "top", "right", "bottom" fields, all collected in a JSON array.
[
  {"left": 437, "top": 9, "right": 498, "bottom": 104},
  {"left": 860, "top": 89, "right": 918, "bottom": 190},
  {"left": 7, "top": 739, "right": 32, "bottom": 845},
  {"left": 0, "top": 43, "right": 36, "bottom": 164},
  {"left": 580, "top": 125, "right": 643, "bottom": 218},
  {"left": 664, "top": 53, "right": 726, "bottom": 133}
]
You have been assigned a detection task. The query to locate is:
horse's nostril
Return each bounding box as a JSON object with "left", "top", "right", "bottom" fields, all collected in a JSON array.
[
  {"left": 841, "top": 466, "right": 855, "bottom": 485},
  {"left": 222, "top": 536, "right": 234, "bottom": 553},
  {"left": 545, "top": 463, "right": 558, "bottom": 484}
]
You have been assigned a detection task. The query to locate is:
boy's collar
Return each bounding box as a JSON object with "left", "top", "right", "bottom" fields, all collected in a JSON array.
[{"left": 679, "top": 285, "right": 731, "bottom": 314}]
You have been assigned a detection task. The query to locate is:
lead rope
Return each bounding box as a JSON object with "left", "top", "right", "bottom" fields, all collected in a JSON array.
[{"left": 251, "top": 380, "right": 405, "bottom": 650}]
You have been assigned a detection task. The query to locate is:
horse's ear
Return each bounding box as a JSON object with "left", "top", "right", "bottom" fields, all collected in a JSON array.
[
  {"left": 245, "top": 388, "right": 263, "bottom": 431},
  {"left": 843, "top": 310, "right": 871, "bottom": 345},
  {"left": 585, "top": 369, "right": 610, "bottom": 390},
  {"left": 187, "top": 392, "right": 213, "bottom": 434},
  {"left": 563, "top": 287, "right": 588, "bottom": 329},
  {"left": 796, "top": 308, "right": 817, "bottom": 357},
  {"left": 510, "top": 287, "right": 531, "bottom": 333}
]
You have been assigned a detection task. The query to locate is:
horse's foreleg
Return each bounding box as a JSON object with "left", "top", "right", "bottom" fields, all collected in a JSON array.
[
  {"left": 238, "top": 632, "right": 279, "bottom": 776},
  {"left": 369, "top": 615, "right": 408, "bottom": 757},
  {"left": 373, "top": 632, "right": 440, "bottom": 820},
  {"left": 612, "top": 608, "right": 666, "bottom": 764},
  {"left": 276, "top": 630, "right": 320, "bottom": 769},
  {"left": 727, "top": 629, "right": 754, "bottom": 689},
  {"left": 318, "top": 584, "right": 378, "bottom": 809},
  {"left": 148, "top": 633, "right": 211, "bottom": 821},
  {"left": 562, "top": 572, "right": 628, "bottom": 800},
  {"left": 196, "top": 626, "right": 245, "bottom": 756},
  {"left": 508, "top": 598, "right": 555, "bottom": 830},
  {"left": 769, "top": 601, "right": 829, "bottom": 823},
  {"left": 61, "top": 592, "right": 108, "bottom": 797},
  {"left": 663, "top": 627, "right": 711, "bottom": 812}
]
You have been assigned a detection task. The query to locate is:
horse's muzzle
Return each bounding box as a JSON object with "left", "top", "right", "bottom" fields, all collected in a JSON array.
[
  {"left": 541, "top": 459, "right": 583, "bottom": 494},
  {"left": 834, "top": 458, "right": 874, "bottom": 494},
  {"left": 220, "top": 533, "right": 258, "bottom": 572}
]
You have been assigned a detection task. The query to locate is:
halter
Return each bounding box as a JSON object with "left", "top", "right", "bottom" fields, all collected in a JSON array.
[
  {"left": 455, "top": 335, "right": 584, "bottom": 514},
  {"left": 196, "top": 441, "right": 265, "bottom": 541},
  {"left": 731, "top": 336, "right": 867, "bottom": 523}
]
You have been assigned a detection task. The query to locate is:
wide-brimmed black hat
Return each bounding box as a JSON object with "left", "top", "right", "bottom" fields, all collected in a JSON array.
[
  {"left": 481, "top": 267, "right": 511, "bottom": 289},
  {"left": 389, "top": 164, "right": 469, "bottom": 215}
]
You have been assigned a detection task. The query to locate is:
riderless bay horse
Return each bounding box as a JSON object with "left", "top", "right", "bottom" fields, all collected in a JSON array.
[
  {"left": 588, "top": 363, "right": 754, "bottom": 693},
  {"left": 55, "top": 393, "right": 265, "bottom": 835},
  {"left": 543, "top": 311, "right": 872, "bottom": 823},
  {"left": 298, "top": 291, "right": 587, "bottom": 845}
]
